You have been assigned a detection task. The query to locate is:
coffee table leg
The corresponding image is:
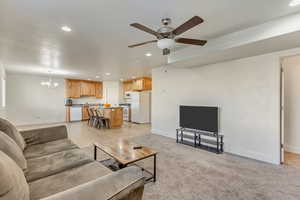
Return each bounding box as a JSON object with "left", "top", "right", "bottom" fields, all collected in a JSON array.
[
  {"left": 94, "top": 145, "right": 97, "bottom": 160},
  {"left": 153, "top": 154, "right": 156, "bottom": 182}
]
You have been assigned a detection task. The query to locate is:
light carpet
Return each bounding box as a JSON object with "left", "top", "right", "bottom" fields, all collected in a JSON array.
[{"left": 85, "top": 134, "right": 300, "bottom": 200}]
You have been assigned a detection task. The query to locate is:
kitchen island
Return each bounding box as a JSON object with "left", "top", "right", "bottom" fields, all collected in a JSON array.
[
  {"left": 102, "top": 107, "right": 123, "bottom": 128},
  {"left": 66, "top": 105, "right": 123, "bottom": 129}
]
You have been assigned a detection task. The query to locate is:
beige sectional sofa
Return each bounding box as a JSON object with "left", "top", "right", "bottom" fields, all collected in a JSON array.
[{"left": 0, "top": 118, "right": 145, "bottom": 200}]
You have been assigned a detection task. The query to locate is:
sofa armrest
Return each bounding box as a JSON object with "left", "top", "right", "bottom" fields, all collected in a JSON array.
[
  {"left": 19, "top": 125, "right": 68, "bottom": 146},
  {"left": 41, "top": 166, "right": 145, "bottom": 200}
]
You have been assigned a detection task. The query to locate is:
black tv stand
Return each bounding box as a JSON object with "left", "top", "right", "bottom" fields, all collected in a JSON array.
[{"left": 176, "top": 128, "right": 224, "bottom": 154}]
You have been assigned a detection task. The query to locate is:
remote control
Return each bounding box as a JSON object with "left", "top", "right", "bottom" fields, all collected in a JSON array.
[{"left": 133, "top": 146, "right": 142, "bottom": 150}]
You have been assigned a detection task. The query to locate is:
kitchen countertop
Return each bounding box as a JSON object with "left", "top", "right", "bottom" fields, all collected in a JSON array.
[
  {"left": 65, "top": 103, "right": 102, "bottom": 107},
  {"left": 65, "top": 104, "right": 123, "bottom": 109},
  {"left": 119, "top": 103, "right": 131, "bottom": 106},
  {"left": 101, "top": 107, "right": 123, "bottom": 109}
]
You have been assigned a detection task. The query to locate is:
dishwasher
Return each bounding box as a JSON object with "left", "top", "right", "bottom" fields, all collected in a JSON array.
[{"left": 70, "top": 107, "right": 82, "bottom": 121}]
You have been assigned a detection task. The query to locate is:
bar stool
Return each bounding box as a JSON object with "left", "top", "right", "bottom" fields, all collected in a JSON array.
[
  {"left": 97, "top": 108, "right": 110, "bottom": 128},
  {"left": 88, "top": 107, "right": 97, "bottom": 127},
  {"left": 87, "top": 108, "right": 94, "bottom": 126}
]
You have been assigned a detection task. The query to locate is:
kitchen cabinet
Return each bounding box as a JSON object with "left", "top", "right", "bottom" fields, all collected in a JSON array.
[
  {"left": 132, "top": 78, "right": 152, "bottom": 91},
  {"left": 80, "top": 81, "right": 95, "bottom": 96},
  {"left": 123, "top": 80, "right": 133, "bottom": 93},
  {"left": 65, "top": 79, "right": 102, "bottom": 98},
  {"left": 65, "top": 80, "right": 81, "bottom": 98},
  {"left": 95, "top": 82, "right": 103, "bottom": 98},
  {"left": 103, "top": 107, "right": 123, "bottom": 128},
  {"left": 122, "top": 78, "right": 151, "bottom": 93},
  {"left": 82, "top": 105, "right": 89, "bottom": 121},
  {"left": 66, "top": 107, "right": 70, "bottom": 122},
  {"left": 132, "top": 79, "right": 143, "bottom": 91}
]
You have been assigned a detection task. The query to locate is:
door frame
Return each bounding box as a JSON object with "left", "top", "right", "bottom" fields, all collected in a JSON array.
[{"left": 279, "top": 60, "right": 285, "bottom": 164}]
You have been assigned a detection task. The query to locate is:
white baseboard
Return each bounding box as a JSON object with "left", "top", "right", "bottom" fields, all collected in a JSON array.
[
  {"left": 151, "top": 129, "right": 175, "bottom": 139},
  {"left": 225, "top": 147, "right": 279, "bottom": 165},
  {"left": 285, "top": 145, "right": 300, "bottom": 154},
  {"left": 151, "top": 128, "right": 280, "bottom": 165}
]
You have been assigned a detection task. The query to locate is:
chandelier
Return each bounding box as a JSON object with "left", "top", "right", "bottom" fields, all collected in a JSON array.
[{"left": 40, "top": 77, "right": 59, "bottom": 88}]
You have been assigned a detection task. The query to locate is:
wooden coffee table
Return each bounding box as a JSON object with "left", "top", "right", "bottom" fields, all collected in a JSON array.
[{"left": 94, "top": 139, "right": 157, "bottom": 182}]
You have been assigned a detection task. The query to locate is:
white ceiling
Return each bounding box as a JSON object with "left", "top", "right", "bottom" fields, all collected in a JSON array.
[{"left": 1, "top": 0, "right": 300, "bottom": 80}]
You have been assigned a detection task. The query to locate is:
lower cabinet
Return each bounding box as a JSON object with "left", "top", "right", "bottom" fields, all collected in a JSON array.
[
  {"left": 103, "top": 108, "right": 123, "bottom": 128},
  {"left": 82, "top": 106, "right": 89, "bottom": 121}
]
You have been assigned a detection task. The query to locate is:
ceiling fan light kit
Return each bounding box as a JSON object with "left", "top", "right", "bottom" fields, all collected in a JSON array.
[
  {"left": 157, "top": 38, "right": 175, "bottom": 49},
  {"left": 129, "top": 16, "right": 207, "bottom": 55}
]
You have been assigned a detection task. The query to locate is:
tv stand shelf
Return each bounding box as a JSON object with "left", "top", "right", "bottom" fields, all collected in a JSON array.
[{"left": 176, "top": 128, "right": 224, "bottom": 154}]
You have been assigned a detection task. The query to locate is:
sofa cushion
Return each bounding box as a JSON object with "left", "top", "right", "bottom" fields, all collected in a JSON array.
[
  {"left": 20, "top": 125, "right": 68, "bottom": 146},
  {"left": 24, "top": 139, "right": 78, "bottom": 159},
  {"left": 0, "top": 131, "right": 27, "bottom": 170},
  {"left": 40, "top": 166, "right": 144, "bottom": 200},
  {"left": 29, "top": 162, "right": 112, "bottom": 200},
  {"left": 0, "top": 151, "right": 29, "bottom": 200},
  {"left": 25, "top": 148, "right": 93, "bottom": 182},
  {"left": 0, "top": 118, "right": 26, "bottom": 150}
]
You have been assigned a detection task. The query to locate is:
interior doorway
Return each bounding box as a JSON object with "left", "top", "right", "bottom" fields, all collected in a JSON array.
[{"left": 281, "top": 55, "right": 300, "bottom": 168}]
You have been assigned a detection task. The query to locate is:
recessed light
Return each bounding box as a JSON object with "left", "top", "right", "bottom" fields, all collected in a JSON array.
[
  {"left": 145, "top": 53, "right": 152, "bottom": 57},
  {"left": 96, "top": 75, "right": 100, "bottom": 78},
  {"left": 87, "top": 78, "right": 91, "bottom": 81},
  {"left": 61, "top": 26, "right": 72, "bottom": 32},
  {"left": 105, "top": 73, "right": 111, "bottom": 76},
  {"left": 290, "top": 0, "right": 300, "bottom": 6}
]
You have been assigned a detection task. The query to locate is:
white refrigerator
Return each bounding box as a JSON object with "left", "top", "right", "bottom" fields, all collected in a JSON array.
[{"left": 130, "top": 91, "right": 151, "bottom": 123}]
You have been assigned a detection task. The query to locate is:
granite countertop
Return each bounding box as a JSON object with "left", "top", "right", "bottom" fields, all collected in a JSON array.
[
  {"left": 101, "top": 107, "right": 123, "bottom": 109},
  {"left": 65, "top": 104, "right": 123, "bottom": 109},
  {"left": 65, "top": 103, "right": 102, "bottom": 107}
]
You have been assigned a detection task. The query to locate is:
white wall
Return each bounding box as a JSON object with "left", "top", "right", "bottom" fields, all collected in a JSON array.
[
  {"left": 102, "top": 81, "right": 122, "bottom": 106},
  {"left": 152, "top": 48, "right": 300, "bottom": 165},
  {"left": 282, "top": 56, "right": 300, "bottom": 154},
  {"left": 6, "top": 73, "right": 65, "bottom": 126}
]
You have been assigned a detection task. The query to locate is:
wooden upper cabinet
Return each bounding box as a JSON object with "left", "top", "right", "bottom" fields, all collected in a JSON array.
[
  {"left": 65, "top": 80, "right": 72, "bottom": 98},
  {"left": 65, "top": 79, "right": 81, "bottom": 98},
  {"left": 131, "top": 78, "right": 152, "bottom": 91},
  {"left": 80, "top": 81, "right": 89, "bottom": 96},
  {"left": 123, "top": 80, "right": 133, "bottom": 93},
  {"left": 65, "top": 79, "right": 102, "bottom": 98},
  {"left": 80, "top": 81, "right": 96, "bottom": 96},
  {"left": 95, "top": 82, "right": 103, "bottom": 98},
  {"left": 72, "top": 81, "right": 81, "bottom": 98},
  {"left": 89, "top": 82, "right": 96, "bottom": 96}
]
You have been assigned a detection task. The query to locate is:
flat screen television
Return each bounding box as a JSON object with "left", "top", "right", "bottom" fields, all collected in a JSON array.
[{"left": 180, "top": 106, "right": 219, "bottom": 132}]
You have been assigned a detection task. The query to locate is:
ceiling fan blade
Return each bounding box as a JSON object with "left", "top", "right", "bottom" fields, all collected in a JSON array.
[
  {"left": 172, "top": 16, "right": 204, "bottom": 36},
  {"left": 175, "top": 38, "right": 207, "bottom": 46},
  {"left": 130, "top": 23, "right": 161, "bottom": 38},
  {"left": 128, "top": 40, "right": 157, "bottom": 48}
]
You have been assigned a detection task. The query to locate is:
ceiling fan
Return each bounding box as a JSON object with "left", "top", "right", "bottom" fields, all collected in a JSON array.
[{"left": 128, "top": 16, "right": 207, "bottom": 55}]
